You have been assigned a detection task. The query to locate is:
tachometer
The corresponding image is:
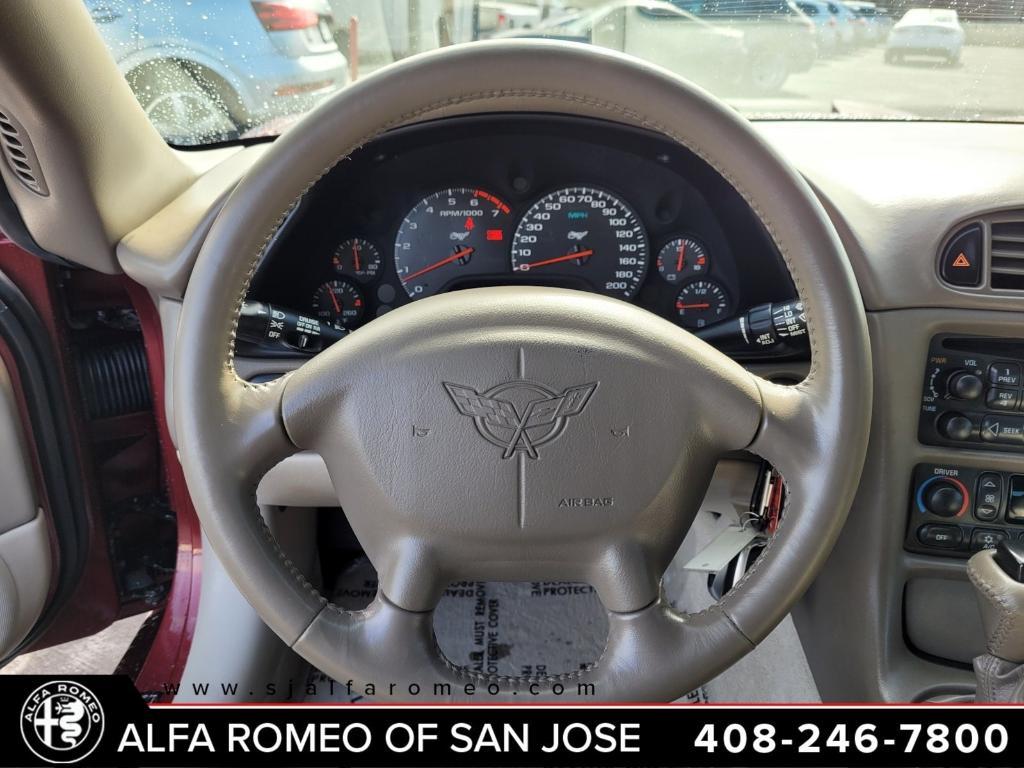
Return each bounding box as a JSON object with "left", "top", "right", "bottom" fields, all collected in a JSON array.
[
  {"left": 510, "top": 187, "right": 648, "bottom": 299},
  {"left": 394, "top": 188, "right": 513, "bottom": 299}
]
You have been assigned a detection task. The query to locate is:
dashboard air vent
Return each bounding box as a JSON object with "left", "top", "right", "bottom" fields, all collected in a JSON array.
[
  {"left": 0, "top": 107, "right": 47, "bottom": 196},
  {"left": 990, "top": 220, "right": 1024, "bottom": 291}
]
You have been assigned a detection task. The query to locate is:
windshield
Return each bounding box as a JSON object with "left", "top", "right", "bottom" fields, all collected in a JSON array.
[{"left": 86, "top": 0, "right": 1024, "bottom": 145}]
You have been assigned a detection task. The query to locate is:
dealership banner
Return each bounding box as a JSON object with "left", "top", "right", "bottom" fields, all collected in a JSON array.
[{"left": 6, "top": 675, "right": 1024, "bottom": 767}]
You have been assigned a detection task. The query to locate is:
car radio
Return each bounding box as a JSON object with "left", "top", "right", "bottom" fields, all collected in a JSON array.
[{"left": 919, "top": 334, "right": 1024, "bottom": 451}]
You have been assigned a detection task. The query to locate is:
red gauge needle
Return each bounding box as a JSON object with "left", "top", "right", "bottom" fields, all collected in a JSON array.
[
  {"left": 676, "top": 302, "right": 710, "bottom": 310},
  {"left": 676, "top": 240, "right": 686, "bottom": 273},
  {"left": 402, "top": 247, "right": 474, "bottom": 284},
  {"left": 352, "top": 244, "right": 361, "bottom": 272},
  {"left": 517, "top": 249, "right": 594, "bottom": 271},
  {"left": 328, "top": 287, "right": 341, "bottom": 314}
]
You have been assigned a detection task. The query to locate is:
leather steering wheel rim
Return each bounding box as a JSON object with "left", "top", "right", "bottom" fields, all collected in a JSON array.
[{"left": 174, "top": 40, "right": 871, "bottom": 702}]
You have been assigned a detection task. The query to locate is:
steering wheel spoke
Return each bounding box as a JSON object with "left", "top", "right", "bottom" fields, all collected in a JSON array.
[
  {"left": 669, "top": 339, "right": 765, "bottom": 454},
  {"left": 294, "top": 594, "right": 449, "bottom": 695},
  {"left": 748, "top": 378, "right": 822, "bottom": 482},
  {"left": 596, "top": 599, "right": 754, "bottom": 700},
  {"left": 229, "top": 378, "right": 297, "bottom": 481}
]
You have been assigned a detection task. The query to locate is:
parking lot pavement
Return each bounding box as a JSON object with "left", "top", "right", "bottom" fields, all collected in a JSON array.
[{"left": 730, "top": 44, "right": 1024, "bottom": 120}]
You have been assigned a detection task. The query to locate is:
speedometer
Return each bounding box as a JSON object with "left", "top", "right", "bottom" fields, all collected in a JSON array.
[{"left": 510, "top": 187, "right": 648, "bottom": 299}]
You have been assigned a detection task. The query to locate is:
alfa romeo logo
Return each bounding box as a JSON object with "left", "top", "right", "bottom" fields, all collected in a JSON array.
[
  {"left": 444, "top": 379, "right": 597, "bottom": 459},
  {"left": 20, "top": 681, "right": 105, "bottom": 764}
]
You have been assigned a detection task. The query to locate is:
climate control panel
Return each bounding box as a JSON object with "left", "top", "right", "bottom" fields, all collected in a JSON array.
[
  {"left": 906, "top": 463, "right": 1024, "bottom": 558},
  {"left": 919, "top": 334, "right": 1024, "bottom": 451}
]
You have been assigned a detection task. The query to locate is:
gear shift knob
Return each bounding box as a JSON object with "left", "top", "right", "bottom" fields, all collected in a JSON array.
[
  {"left": 994, "top": 539, "right": 1024, "bottom": 584},
  {"left": 967, "top": 542, "right": 1024, "bottom": 702},
  {"left": 968, "top": 542, "right": 1024, "bottom": 664}
]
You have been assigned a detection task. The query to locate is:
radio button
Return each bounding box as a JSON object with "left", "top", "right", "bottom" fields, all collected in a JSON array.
[
  {"left": 980, "top": 415, "right": 1024, "bottom": 445},
  {"left": 986, "top": 388, "right": 1019, "bottom": 411},
  {"left": 989, "top": 362, "right": 1022, "bottom": 388},
  {"left": 948, "top": 371, "right": 984, "bottom": 400},
  {"left": 938, "top": 412, "right": 974, "bottom": 441}
]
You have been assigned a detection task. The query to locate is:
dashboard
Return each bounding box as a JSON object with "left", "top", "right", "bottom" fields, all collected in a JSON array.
[
  {"left": 244, "top": 115, "right": 801, "bottom": 358},
  {"left": 107, "top": 109, "right": 1024, "bottom": 703}
]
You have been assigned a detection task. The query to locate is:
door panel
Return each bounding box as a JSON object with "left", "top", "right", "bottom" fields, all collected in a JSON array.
[
  {"left": 0, "top": 354, "right": 37, "bottom": 533},
  {"left": 0, "top": 247, "right": 114, "bottom": 666},
  {"left": 0, "top": 356, "right": 50, "bottom": 657},
  {"left": 0, "top": 518, "right": 51, "bottom": 659}
]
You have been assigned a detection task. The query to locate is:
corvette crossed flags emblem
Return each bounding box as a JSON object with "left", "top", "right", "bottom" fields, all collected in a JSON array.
[{"left": 444, "top": 380, "right": 598, "bottom": 459}]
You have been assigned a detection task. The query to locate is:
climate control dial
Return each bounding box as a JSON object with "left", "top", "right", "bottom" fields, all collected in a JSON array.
[{"left": 917, "top": 476, "right": 969, "bottom": 518}]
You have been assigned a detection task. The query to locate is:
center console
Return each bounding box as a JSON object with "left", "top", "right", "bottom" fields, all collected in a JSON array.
[
  {"left": 912, "top": 335, "right": 1024, "bottom": 558},
  {"left": 906, "top": 463, "right": 1024, "bottom": 557}
]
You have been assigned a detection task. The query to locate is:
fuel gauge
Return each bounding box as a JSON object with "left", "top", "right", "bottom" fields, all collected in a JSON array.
[
  {"left": 674, "top": 279, "right": 732, "bottom": 330},
  {"left": 333, "top": 238, "right": 383, "bottom": 283}
]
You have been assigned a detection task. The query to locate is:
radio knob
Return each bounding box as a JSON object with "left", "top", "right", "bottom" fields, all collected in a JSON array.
[
  {"left": 948, "top": 371, "right": 984, "bottom": 400},
  {"left": 938, "top": 412, "right": 973, "bottom": 441}
]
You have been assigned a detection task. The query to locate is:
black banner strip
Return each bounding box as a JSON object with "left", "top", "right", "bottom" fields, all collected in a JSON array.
[{"left": 5, "top": 676, "right": 1022, "bottom": 767}]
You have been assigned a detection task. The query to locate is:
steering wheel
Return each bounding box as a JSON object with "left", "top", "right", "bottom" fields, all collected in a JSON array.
[{"left": 174, "top": 40, "right": 871, "bottom": 701}]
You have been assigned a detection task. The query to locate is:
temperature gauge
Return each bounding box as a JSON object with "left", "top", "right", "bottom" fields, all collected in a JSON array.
[
  {"left": 333, "top": 238, "right": 382, "bottom": 283},
  {"left": 312, "top": 280, "right": 365, "bottom": 329},
  {"left": 674, "top": 279, "right": 732, "bottom": 329},
  {"left": 657, "top": 236, "right": 709, "bottom": 284}
]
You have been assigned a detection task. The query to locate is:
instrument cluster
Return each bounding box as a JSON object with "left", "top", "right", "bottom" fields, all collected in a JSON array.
[{"left": 247, "top": 114, "right": 797, "bottom": 355}]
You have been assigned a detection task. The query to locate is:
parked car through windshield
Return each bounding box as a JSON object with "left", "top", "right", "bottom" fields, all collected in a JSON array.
[{"left": 87, "top": 0, "right": 1024, "bottom": 141}]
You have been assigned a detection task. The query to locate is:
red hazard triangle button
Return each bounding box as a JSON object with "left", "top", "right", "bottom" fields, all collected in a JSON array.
[{"left": 941, "top": 225, "right": 982, "bottom": 287}]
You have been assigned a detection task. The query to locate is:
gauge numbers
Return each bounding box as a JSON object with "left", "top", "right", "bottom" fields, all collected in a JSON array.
[
  {"left": 394, "top": 188, "right": 513, "bottom": 299},
  {"left": 333, "top": 238, "right": 382, "bottom": 283},
  {"left": 657, "top": 236, "right": 709, "bottom": 284},
  {"left": 312, "top": 279, "right": 365, "bottom": 328},
  {"left": 510, "top": 187, "right": 648, "bottom": 299},
  {"left": 675, "top": 279, "right": 732, "bottom": 329}
]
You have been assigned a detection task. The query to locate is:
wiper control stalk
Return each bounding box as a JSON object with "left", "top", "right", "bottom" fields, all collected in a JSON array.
[{"left": 696, "top": 300, "right": 808, "bottom": 356}]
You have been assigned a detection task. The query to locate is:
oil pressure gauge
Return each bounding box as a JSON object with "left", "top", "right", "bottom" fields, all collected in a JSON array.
[{"left": 333, "top": 238, "right": 383, "bottom": 283}]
